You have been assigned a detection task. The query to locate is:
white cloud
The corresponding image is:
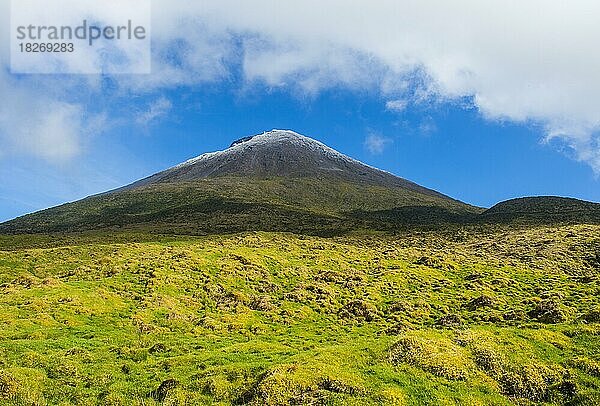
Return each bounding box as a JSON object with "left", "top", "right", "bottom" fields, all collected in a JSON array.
[
  {"left": 364, "top": 133, "right": 392, "bottom": 155},
  {"left": 190, "top": 0, "right": 600, "bottom": 172},
  {"left": 0, "top": 71, "right": 88, "bottom": 162},
  {"left": 386, "top": 99, "right": 408, "bottom": 113},
  {"left": 546, "top": 125, "right": 600, "bottom": 175},
  {"left": 2, "top": 0, "right": 600, "bottom": 172},
  {"left": 136, "top": 97, "right": 173, "bottom": 126},
  {"left": 0, "top": 1, "right": 98, "bottom": 162}
]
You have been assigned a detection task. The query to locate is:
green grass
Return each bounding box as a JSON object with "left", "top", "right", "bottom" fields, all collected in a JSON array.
[{"left": 0, "top": 224, "right": 599, "bottom": 404}]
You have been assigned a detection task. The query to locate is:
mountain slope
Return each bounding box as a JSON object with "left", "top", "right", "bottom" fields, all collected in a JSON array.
[
  {"left": 481, "top": 196, "right": 600, "bottom": 224},
  {"left": 0, "top": 130, "right": 478, "bottom": 235}
]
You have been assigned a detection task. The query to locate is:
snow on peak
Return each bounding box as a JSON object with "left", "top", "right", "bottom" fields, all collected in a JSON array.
[{"left": 169, "top": 129, "right": 388, "bottom": 175}]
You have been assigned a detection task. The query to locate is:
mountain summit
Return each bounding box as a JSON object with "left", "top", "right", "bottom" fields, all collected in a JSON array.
[{"left": 127, "top": 130, "right": 447, "bottom": 199}]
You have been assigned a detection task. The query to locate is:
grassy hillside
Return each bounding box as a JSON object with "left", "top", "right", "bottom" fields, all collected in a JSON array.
[
  {"left": 1, "top": 224, "right": 600, "bottom": 405},
  {"left": 0, "top": 177, "right": 479, "bottom": 235},
  {"left": 483, "top": 197, "right": 600, "bottom": 225}
]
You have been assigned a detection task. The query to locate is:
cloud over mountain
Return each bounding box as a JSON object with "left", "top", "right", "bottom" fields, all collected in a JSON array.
[{"left": 1, "top": 0, "right": 600, "bottom": 172}]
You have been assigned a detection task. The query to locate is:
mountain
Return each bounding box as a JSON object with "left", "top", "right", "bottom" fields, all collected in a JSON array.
[
  {"left": 481, "top": 196, "right": 600, "bottom": 224},
  {"left": 126, "top": 130, "right": 447, "bottom": 197},
  {"left": 1, "top": 130, "right": 598, "bottom": 235},
  {"left": 0, "top": 130, "right": 479, "bottom": 235}
]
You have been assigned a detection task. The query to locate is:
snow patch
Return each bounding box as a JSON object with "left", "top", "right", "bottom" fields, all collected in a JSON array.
[{"left": 170, "top": 129, "right": 391, "bottom": 175}]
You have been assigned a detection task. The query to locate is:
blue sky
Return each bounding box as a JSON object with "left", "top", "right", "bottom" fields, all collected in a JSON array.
[{"left": 1, "top": 1, "right": 600, "bottom": 222}]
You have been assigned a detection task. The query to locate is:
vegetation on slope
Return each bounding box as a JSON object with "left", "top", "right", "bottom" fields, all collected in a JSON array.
[
  {"left": 0, "top": 224, "right": 599, "bottom": 405},
  {"left": 483, "top": 197, "right": 600, "bottom": 225},
  {"left": 0, "top": 177, "right": 480, "bottom": 235}
]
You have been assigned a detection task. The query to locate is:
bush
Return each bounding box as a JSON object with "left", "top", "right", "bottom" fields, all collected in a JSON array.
[
  {"left": 435, "top": 314, "right": 462, "bottom": 328},
  {"left": 414, "top": 256, "right": 454, "bottom": 270},
  {"left": 470, "top": 343, "right": 574, "bottom": 402},
  {"left": 250, "top": 364, "right": 323, "bottom": 406},
  {"left": 149, "top": 343, "right": 167, "bottom": 354},
  {"left": 527, "top": 299, "right": 567, "bottom": 323},
  {"left": 568, "top": 390, "right": 600, "bottom": 405},
  {"left": 388, "top": 334, "right": 472, "bottom": 381},
  {"left": 150, "top": 379, "right": 179, "bottom": 402},
  {"left": 466, "top": 295, "right": 493, "bottom": 310},
  {"left": 0, "top": 368, "right": 46, "bottom": 405},
  {"left": 502, "top": 309, "right": 525, "bottom": 321},
  {"left": 582, "top": 307, "right": 600, "bottom": 323},
  {"left": 319, "top": 377, "right": 360, "bottom": 395},
  {"left": 0, "top": 371, "right": 18, "bottom": 400},
  {"left": 570, "top": 356, "right": 600, "bottom": 377},
  {"left": 499, "top": 364, "right": 564, "bottom": 401},
  {"left": 338, "top": 300, "right": 377, "bottom": 322},
  {"left": 470, "top": 346, "right": 506, "bottom": 378},
  {"left": 249, "top": 295, "right": 275, "bottom": 311}
]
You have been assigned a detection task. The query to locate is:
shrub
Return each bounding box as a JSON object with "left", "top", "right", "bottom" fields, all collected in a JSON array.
[
  {"left": 527, "top": 299, "right": 567, "bottom": 323},
  {"left": 0, "top": 369, "right": 47, "bottom": 404},
  {"left": 0, "top": 370, "right": 18, "bottom": 400},
  {"left": 414, "top": 256, "right": 454, "bottom": 270},
  {"left": 150, "top": 379, "right": 179, "bottom": 402},
  {"left": 568, "top": 390, "right": 600, "bottom": 405},
  {"left": 377, "top": 386, "right": 407, "bottom": 405},
  {"left": 499, "top": 364, "right": 564, "bottom": 401},
  {"left": 388, "top": 334, "right": 472, "bottom": 381},
  {"left": 466, "top": 295, "right": 493, "bottom": 310},
  {"left": 470, "top": 343, "right": 574, "bottom": 402},
  {"left": 582, "top": 307, "right": 600, "bottom": 323},
  {"left": 249, "top": 362, "right": 364, "bottom": 405},
  {"left": 338, "top": 300, "right": 377, "bottom": 322},
  {"left": 383, "top": 321, "right": 411, "bottom": 335},
  {"left": 470, "top": 346, "right": 506, "bottom": 378},
  {"left": 249, "top": 295, "right": 275, "bottom": 311},
  {"left": 570, "top": 356, "right": 600, "bottom": 377},
  {"left": 386, "top": 300, "right": 431, "bottom": 323},
  {"left": 502, "top": 309, "right": 525, "bottom": 321},
  {"left": 251, "top": 364, "right": 323, "bottom": 406},
  {"left": 149, "top": 343, "right": 167, "bottom": 354},
  {"left": 435, "top": 314, "right": 462, "bottom": 328},
  {"left": 319, "top": 377, "right": 360, "bottom": 395}
]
